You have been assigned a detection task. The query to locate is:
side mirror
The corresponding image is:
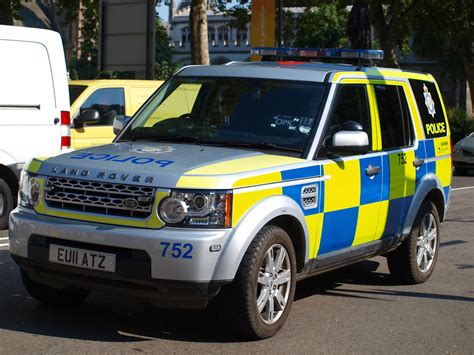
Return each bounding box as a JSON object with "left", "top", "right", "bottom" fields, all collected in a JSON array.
[
  {"left": 325, "top": 120, "right": 369, "bottom": 155},
  {"left": 328, "top": 130, "right": 369, "bottom": 155},
  {"left": 74, "top": 109, "right": 100, "bottom": 127},
  {"left": 113, "top": 115, "right": 131, "bottom": 135}
]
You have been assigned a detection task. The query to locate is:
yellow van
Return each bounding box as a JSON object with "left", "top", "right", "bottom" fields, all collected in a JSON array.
[{"left": 69, "top": 80, "right": 163, "bottom": 149}]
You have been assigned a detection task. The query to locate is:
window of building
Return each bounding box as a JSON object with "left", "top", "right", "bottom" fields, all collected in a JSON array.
[
  {"left": 208, "top": 26, "right": 216, "bottom": 46},
  {"left": 181, "top": 27, "right": 190, "bottom": 46},
  {"left": 374, "top": 84, "right": 414, "bottom": 149},
  {"left": 218, "top": 26, "right": 229, "bottom": 46}
]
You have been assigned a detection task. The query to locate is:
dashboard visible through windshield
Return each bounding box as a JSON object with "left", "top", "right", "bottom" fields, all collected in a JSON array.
[{"left": 118, "top": 76, "right": 327, "bottom": 156}]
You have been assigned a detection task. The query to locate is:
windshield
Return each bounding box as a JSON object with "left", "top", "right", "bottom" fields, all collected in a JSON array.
[
  {"left": 69, "top": 85, "right": 87, "bottom": 105},
  {"left": 118, "top": 76, "right": 326, "bottom": 155}
]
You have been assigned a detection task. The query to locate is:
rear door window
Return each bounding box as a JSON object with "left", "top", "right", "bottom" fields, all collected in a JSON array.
[
  {"left": 374, "top": 85, "right": 414, "bottom": 150},
  {"left": 409, "top": 79, "right": 447, "bottom": 139}
]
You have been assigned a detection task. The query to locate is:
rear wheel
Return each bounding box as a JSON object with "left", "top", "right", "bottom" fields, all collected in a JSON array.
[
  {"left": 387, "top": 200, "right": 440, "bottom": 284},
  {"left": 0, "top": 178, "right": 14, "bottom": 230},
  {"left": 21, "top": 270, "right": 90, "bottom": 306},
  {"left": 224, "top": 225, "right": 296, "bottom": 339}
]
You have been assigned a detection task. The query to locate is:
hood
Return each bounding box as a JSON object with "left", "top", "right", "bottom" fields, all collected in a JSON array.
[
  {"left": 457, "top": 134, "right": 474, "bottom": 152},
  {"left": 32, "top": 142, "right": 304, "bottom": 189}
]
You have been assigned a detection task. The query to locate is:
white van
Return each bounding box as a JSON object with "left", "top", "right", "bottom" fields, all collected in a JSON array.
[{"left": 0, "top": 25, "right": 70, "bottom": 229}]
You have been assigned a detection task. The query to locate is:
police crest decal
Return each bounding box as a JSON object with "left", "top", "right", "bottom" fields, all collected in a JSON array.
[{"left": 423, "top": 84, "right": 436, "bottom": 118}]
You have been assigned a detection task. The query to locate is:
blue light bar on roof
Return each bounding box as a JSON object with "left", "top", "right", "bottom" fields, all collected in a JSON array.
[{"left": 251, "top": 47, "right": 384, "bottom": 60}]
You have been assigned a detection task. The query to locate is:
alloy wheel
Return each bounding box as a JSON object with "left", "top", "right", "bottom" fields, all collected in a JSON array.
[{"left": 256, "top": 244, "right": 292, "bottom": 325}]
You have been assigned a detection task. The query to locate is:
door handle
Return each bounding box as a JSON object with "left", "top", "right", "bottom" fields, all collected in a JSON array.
[
  {"left": 413, "top": 157, "right": 425, "bottom": 167},
  {"left": 365, "top": 164, "right": 380, "bottom": 177}
]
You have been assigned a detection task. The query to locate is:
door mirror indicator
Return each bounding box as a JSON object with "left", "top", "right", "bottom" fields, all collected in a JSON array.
[{"left": 113, "top": 115, "right": 131, "bottom": 135}]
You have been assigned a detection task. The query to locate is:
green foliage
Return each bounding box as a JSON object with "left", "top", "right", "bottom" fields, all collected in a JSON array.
[
  {"left": 62, "top": 0, "right": 99, "bottom": 79},
  {"left": 0, "top": 0, "right": 22, "bottom": 25},
  {"left": 293, "top": 3, "right": 349, "bottom": 48},
  {"left": 217, "top": 3, "right": 250, "bottom": 32},
  {"left": 448, "top": 107, "right": 474, "bottom": 144},
  {"left": 156, "top": 16, "right": 173, "bottom": 63},
  {"left": 155, "top": 61, "right": 181, "bottom": 81},
  {"left": 411, "top": 0, "right": 473, "bottom": 102}
]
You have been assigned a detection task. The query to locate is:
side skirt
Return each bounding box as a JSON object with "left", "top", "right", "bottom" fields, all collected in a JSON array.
[{"left": 296, "top": 235, "right": 401, "bottom": 281}]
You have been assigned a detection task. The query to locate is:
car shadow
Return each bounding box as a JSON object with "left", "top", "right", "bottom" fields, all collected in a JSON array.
[{"left": 0, "top": 250, "right": 472, "bottom": 344}]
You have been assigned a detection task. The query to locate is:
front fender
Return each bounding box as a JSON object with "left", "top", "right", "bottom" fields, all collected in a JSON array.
[
  {"left": 212, "top": 195, "right": 309, "bottom": 281},
  {"left": 402, "top": 172, "right": 446, "bottom": 237}
]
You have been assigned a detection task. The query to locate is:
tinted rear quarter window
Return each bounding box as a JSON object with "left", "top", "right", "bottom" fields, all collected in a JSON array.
[{"left": 409, "top": 79, "right": 447, "bottom": 139}]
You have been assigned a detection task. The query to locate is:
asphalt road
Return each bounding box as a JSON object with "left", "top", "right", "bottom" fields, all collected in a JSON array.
[{"left": 0, "top": 176, "right": 473, "bottom": 353}]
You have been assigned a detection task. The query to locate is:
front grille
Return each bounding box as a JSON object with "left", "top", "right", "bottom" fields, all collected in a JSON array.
[
  {"left": 462, "top": 148, "right": 473, "bottom": 156},
  {"left": 44, "top": 177, "right": 155, "bottom": 218}
]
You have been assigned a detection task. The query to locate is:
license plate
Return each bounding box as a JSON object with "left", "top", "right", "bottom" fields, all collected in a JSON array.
[{"left": 49, "top": 244, "right": 116, "bottom": 272}]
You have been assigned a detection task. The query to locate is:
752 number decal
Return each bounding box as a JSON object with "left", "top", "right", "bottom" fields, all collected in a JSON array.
[
  {"left": 397, "top": 152, "right": 407, "bottom": 165},
  {"left": 160, "top": 242, "right": 193, "bottom": 259}
]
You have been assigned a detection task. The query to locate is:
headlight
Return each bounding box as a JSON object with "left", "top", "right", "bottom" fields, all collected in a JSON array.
[
  {"left": 18, "top": 171, "right": 41, "bottom": 208},
  {"left": 159, "top": 190, "right": 232, "bottom": 228}
]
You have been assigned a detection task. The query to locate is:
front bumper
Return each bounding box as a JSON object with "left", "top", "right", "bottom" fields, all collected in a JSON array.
[
  {"left": 9, "top": 207, "right": 233, "bottom": 307},
  {"left": 453, "top": 151, "right": 474, "bottom": 168}
]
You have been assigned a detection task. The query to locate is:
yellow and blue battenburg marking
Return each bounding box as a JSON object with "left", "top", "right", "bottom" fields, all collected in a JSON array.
[{"left": 229, "top": 137, "right": 450, "bottom": 261}]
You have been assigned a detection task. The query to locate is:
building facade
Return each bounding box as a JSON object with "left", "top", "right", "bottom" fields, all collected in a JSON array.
[{"left": 168, "top": 1, "right": 251, "bottom": 64}]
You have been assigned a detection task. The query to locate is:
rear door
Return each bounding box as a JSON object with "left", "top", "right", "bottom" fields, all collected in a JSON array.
[
  {"left": 372, "top": 83, "right": 417, "bottom": 240},
  {"left": 0, "top": 39, "right": 61, "bottom": 164}
]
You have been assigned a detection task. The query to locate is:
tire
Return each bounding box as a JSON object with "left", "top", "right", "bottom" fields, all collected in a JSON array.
[
  {"left": 0, "top": 178, "right": 14, "bottom": 230},
  {"left": 21, "top": 270, "right": 90, "bottom": 306},
  {"left": 387, "top": 200, "right": 441, "bottom": 284},
  {"left": 224, "top": 225, "right": 297, "bottom": 339},
  {"left": 455, "top": 166, "right": 468, "bottom": 176}
]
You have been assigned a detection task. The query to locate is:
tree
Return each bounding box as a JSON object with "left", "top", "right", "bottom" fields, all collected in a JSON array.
[
  {"left": 190, "top": 0, "right": 210, "bottom": 65},
  {"left": 156, "top": 16, "right": 173, "bottom": 64},
  {"left": 293, "top": 3, "right": 349, "bottom": 48},
  {"left": 0, "top": 0, "right": 20, "bottom": 25},
  {"left": 155, "top": 16, "right": 179, "bottom": 80},
  {"left": 415, "top": 0, "right": 474, "bottom": 111},
  {"left": 368, "top": 0, "right": 419, "bottom": 67},
  {"left": 347, "top": 0, "right": 371, "bottom": 49}
]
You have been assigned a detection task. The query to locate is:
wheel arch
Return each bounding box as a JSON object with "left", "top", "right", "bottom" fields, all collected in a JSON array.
[
  {"left": 264, "top": 215, "right": 306, "bottom": 272},
  {"left": 0, "top": 164, "right": 19, "bottom": 193},
  {"left": 402, "top": 173, "right": 447, "bottom": 238},
  {"left": 212, "top": 195, "right": 309, "bottom": 281}
]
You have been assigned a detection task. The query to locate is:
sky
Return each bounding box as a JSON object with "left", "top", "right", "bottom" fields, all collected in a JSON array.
[{"left": 156, "top": 2, "right": 170, "bottom": 22}]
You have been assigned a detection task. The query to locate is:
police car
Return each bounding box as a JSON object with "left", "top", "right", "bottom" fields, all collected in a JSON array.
[{"left": 9, "top": 48, "right": 452, "bottom": 339}]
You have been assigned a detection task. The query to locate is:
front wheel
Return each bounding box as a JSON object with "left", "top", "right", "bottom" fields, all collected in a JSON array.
[
  {"left": 387, "top": 200, "right": 441, "bottom": 284},
  {"left": 0, "top": 178, "right": 14, "bottom": 230},
  {"left": 225, "top": 225, "right": 296, "bottom": 339}
]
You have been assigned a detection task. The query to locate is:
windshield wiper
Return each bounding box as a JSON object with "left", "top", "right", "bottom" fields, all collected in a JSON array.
[
  {"left": 201, "top": 141, "right": 302, "bottom": 153},
  {"left": 127, "top": 134, "right": 200, "bottom": 143}
]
